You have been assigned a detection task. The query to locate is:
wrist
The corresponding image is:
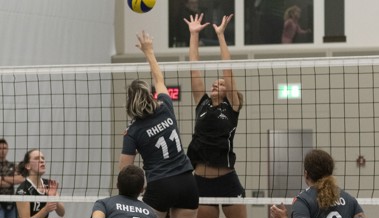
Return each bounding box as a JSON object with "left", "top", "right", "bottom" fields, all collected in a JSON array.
[
  {"left": 144, "top": 49, "right": 154, "bottom": 54},
  {"left": 190, "top": 32, "right": 200, "bottom": 36}
]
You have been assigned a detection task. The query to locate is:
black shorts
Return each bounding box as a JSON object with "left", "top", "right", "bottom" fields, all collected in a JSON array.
[
  {"left": 195, "top": 170, "right": 245, "bottom": 206},
  {"left": 143, "top": 171, "right": 199, "bottom": 212}
]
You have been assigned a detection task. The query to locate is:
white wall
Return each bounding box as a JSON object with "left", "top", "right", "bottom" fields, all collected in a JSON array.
[
  {"left": 0, "top": 0, "right": 115, "bottom": 66},
  {"left": 345, "top": 0, "right": 379, "bottom": 47},
  {"left": 0, "top": 1, "right": 116, "bottom": 217},
  {"left": 121, "top": 0, "right": 379, "bottom": 57}
]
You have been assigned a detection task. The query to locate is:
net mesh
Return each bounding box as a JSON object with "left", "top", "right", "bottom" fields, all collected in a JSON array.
[{"left": 1, "top": 57, "right": 379, "bottom": 208}]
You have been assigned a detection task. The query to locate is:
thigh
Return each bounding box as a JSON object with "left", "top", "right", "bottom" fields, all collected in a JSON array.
[
  {"left": 197, "top": 205, "right": 219, "bottom": 218},
  {"left": 170, "top": 208, "right": 198, "bottom": 218},
  {"left": 222, "top": 204, "right": 247, "bottom": 218},
  {"left": 153, "top": 209, "right": 168, "bottom": 218}
]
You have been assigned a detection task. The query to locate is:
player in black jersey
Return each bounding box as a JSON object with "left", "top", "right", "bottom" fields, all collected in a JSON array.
[
  {"left": 119, "top": 31, "right": 198, "bottom": 218},
  {"left": 184, "top": 14, "right": 246, "bottom": 218},
  {"left": 270, "top": 149, "right": 366, "bottom": 218},
  {"left": 16, "top": 149, "right": 65, "bottom": 218},
  {"left": 91, "top": 165, "right": 157, "bottom": 218}
]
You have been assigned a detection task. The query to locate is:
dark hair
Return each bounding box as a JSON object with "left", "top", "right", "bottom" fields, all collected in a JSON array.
[
  {"left": 0, "top": 138, "right": 8, "bottom": 145},
  {"left": 304, "top": 149, "right": 339, "bottom": 209},
  {"left": 18, "top": 148, "right": 39, "bottom": 177},
  {"left": 117, "top": 165, "right": 145, "bottom": 198},
  {"left": 126, "top": 80, "right": 158, "bottom": 119}
]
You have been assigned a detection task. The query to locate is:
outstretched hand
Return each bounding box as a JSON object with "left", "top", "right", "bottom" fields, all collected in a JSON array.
[
  {"left": 136, "top": 31, "right": 154, "bottom": 54},
  {"left": 184, "top": 13, "right": 210, "bottom": 34},
  {"left": 213, "top": 14, "right": 233, "bottom": 35}
]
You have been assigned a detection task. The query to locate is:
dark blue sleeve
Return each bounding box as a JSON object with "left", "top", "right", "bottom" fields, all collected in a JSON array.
[
  {"left": 292, "top": 197, "right": 312, "bottom": 218},
  {"left": 92, "top": 199, "right": 107, "bottom": 215},
  {"left": 158, "top": 93, "right": 174, "bottom": 113},
  {"left": 122, "top": 134, "right": 137, "bottom": 155},
  {"left": 352, "top": 197, "right": 364, "bottom": 215}
]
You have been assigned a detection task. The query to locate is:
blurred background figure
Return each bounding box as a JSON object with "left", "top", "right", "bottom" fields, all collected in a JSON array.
[
  {"left": 169, "top": 0, "right": 235, "bottom": 47},
  {"left": 281, "top": 5, "right": 311, "bottom": 43},
  {"left": 0, "top": 138, "right": 24, "bottom": 218},
  {"left": 171, "top": 0, "right": 202, "bottom": 47}
]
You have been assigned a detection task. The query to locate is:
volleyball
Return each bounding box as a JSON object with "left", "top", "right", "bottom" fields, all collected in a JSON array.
[{"left": 127, "top": 0, "right": 156, "bottom": 13}]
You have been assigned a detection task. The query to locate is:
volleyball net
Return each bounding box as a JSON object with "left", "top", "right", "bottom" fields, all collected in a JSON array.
[{"left": 1, "top": 56, "right": 379, "bottom": 206}]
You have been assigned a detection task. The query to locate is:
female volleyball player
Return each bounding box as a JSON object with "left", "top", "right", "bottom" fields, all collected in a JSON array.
[
  {"left": 270, "top": 149, "right": 365, "bottom": 218},
  {"left": 16, "top": 149, "right": 65, "bottom": 218},
  {"left": 184, "top": 14, "right": 247, "bottom": 218},
  {"left": 119, "top": 31, "right": 199, "bottom": 218},
  {"left": 91, "top": 165, "right": 157, "bottom": 218}
]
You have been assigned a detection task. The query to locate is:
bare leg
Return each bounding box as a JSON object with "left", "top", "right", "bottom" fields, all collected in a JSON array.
[
  {"left": 222, "top": 204, "right": 247, "bottom": 218},
  {"left": 197, "top": 205, "right": 219, "bottom": 218},
  {"left": 170, "top": 208, "right": 198, "bottom": 218},
  {"left": 153, "top": 209, "right": 168, "bottom": 218}
]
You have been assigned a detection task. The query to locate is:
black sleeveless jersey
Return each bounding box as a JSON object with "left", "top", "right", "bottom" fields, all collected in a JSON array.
[
  {"left": 16, "top": 178, "right": 49, "bottom": 218},
  {"left": 292, "top": 186, "right": 364, "bottom": 218},
  {"left": 122, "top": 93, "right": 193, "bottom": 183},
  {"left": 187, "top": 94, "right": 239, "bottom": 168}
]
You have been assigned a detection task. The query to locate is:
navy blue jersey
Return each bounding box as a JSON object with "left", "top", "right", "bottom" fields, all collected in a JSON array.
[
  {"left": 16, "top": 178, "right": 49, "bottom": 218},
  {"left": 92, "top": 195, "right": 157, "bottom": 218},
  {"left": 123, "top": 93, "right": 193, "bottom": 183},
  {"left": 187, "top": 94, "right": 239, "bottom": 168},
  {"left": 292, "top": 186, "right": 363, "bottom": 218}
]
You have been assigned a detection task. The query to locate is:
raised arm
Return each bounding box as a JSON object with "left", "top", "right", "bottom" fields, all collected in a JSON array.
[
  {"left": 136, "top": 31, "right": 168, "bottom": 96},
  {"left": 213, "top": 14, "right": 241, "bottom": 111},
  {"left": 184, "top": 13, "right": 209, "bottom": 104}
]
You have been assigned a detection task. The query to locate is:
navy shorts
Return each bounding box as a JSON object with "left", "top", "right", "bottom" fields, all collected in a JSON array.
[
  {"left": 195, "top": 170, "right": 245, "bottom": 206},
  {"left": 143, "top": 171, "right": 199, "bottom": 212}
]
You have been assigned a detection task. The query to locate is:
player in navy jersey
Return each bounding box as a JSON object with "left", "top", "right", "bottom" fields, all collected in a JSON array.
[
  {"left": 270, "top": 149, "right": 366, "bottom": 218},
  {"left": 184, "top": 14, "right": 246, "bottom": 218},
  {"left": 119, "top": 31, "right": 199, "bottom": 218},
  {"left": 91, "top": 165, "right": 157, "bottom": 218},
  {"left": 16, "top": 149, "right": 65, "bottom": 218}
]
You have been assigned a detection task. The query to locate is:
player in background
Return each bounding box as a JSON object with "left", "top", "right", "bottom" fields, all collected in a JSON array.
[
  {"left": 16, "top": 149, "right": 65, "bottom": 218},
  {"left": 119, "top": 31, "right": 199, "bottom": 218},
  {"left": 0, "top": 138, "right": 24, "bottom": 218},
  {"left": 91, "top": 165, "right": 157, "bottom": 218},
  {"left": 270, "top": 149, "right": 365, "bottom": 218}
]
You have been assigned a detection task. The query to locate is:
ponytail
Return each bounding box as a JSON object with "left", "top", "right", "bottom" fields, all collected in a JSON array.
[{"left": 315, "top": 175, "right": 340, "bottom": 209}]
